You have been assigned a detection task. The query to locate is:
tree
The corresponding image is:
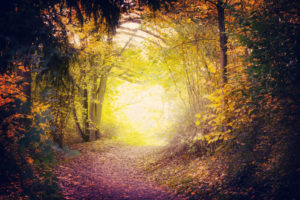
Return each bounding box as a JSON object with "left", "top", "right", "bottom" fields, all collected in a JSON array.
[
  {"left": 237, "top": 0, "right": 300, "bottom": 198},
  {"left": 0, "top": 0, "right": 123, "bottom": 197},
  {"left": 149, "top": 0, "right": 229, "bottom": 84}
]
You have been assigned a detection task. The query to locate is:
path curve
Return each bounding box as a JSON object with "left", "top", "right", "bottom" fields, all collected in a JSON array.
[{"left": 55, "top": 142, "right": 185, "bottom": 200}]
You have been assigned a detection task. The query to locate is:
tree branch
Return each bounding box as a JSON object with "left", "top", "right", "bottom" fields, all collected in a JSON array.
[
  {"left": 118, "top": 27, "right": 167, "bottom": 43},
  {"left": 205, "top": 0, "right": 217, "bottom": 6},
  {"left": 168, "top": 38, "right": 216, "bottom": 51},
  {"left": 116, "top": 30, "right": 162, "bottom": 46}
]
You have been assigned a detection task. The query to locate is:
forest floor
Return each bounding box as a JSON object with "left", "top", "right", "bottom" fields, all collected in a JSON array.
[{"left": 55, "top": 140, "right": 187, "bottom": 200}]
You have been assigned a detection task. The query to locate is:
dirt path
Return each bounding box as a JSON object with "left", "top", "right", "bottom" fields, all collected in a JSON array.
[{"left": 55, "top": 141, "right": 185, "bottom": 200}]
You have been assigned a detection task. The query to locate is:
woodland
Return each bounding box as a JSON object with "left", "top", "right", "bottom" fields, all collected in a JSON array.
[{"left": 0, "top": 0, "right": 299, "bottom": 199}]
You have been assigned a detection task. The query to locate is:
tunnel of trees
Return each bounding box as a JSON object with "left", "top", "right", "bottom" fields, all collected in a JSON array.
[{"left": 0, "top": 0, "right": 299, "bottom": 199}]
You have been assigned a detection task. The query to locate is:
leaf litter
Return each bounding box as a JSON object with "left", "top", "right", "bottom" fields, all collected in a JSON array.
[{"left": 55, "top": 140, "right": 187, "bottom": 200}]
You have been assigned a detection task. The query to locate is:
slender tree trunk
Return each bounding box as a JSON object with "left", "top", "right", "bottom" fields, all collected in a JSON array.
[
  {"left": 95, "top": 73, "right": 108, "bottom": 139},
  {"left": 83, "top": 84, "right": 89, "bottom": 141},
  {"left": 72, "top": 107, "right": 88, "bottom": 141},
  {"left": 89, "top": 75, "right": 97, "bottom": 141},
  {"left": 94, "top": 34, "right": 114, "bottom": 139},
  {"left": 216, "top": 0, "right": 228, "bottom": 84}
]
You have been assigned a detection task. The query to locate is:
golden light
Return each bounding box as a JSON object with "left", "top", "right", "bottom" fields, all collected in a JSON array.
[
  {"left": 99, "top": 12, "right": 182, "bottom": 146},
  {"left": 112, "top": 82, "right": 178, "bottom": 146}
]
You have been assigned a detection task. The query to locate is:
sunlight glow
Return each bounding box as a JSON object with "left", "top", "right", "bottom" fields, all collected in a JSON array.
[
  {"left": 113, "top": 82, "right": 177, "bottom": 146},
  {"left": 114, "top": 13, "right": 162, "bottom": 48}
]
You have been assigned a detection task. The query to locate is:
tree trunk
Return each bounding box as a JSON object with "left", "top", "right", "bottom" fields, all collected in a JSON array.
[
  {"left": 88, "top": 75, "right": 97, "bottom": 141},
  {"left": 83, "top": 85, "right": 89, "bottom": 141},
  {"left": 94, "top": 34, "right": 114, "bottom": 139},
  {"left": 216, "top": 0, "right": 228, "bottom": 84},
  {"left": 95, "top": 73, "right": 108, "bottom": 139},
  {"left": 73, "top": 107, "right": 88, "bottom": 142}
]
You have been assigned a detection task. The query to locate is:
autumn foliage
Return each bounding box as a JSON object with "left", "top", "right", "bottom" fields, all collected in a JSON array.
[
  {"left": 140, "top": 0, "right": 300, "bottom": 199},
  {"left": 1, "top": 0, "right": 300, "bottom": 199}
]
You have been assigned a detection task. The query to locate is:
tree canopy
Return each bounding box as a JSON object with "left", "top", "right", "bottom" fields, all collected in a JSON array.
[{"left": 0, "top": 0, "right": 299, "bottom": 199}]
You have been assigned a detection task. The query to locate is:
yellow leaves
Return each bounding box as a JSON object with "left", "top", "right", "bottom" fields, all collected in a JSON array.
[
  {"left": 194, "top": 133, "right": 204, "bottom": 141},
  {"left": 208, "top": 62, "right": 216, "bottom": 74},
  {"left": 195, "top": 113, "right": 202, "bottom": 126},
  {"left": 227, "top": 121, "right": 234, "bottom": 127},
  {"left": 209, "top": 103, "right": 220, "bottom": 109},
  {"left": 32, "top": 102, "right": 50, "bottom": 114},
  {"left": 186, "top": 18, "right": 192, "bottom": 23},
  {"left": 205, "top": 90, "right": 224, "bottom": 115},
  {"left": 202, "top": 129, "right": 233, "bottom": 144}
]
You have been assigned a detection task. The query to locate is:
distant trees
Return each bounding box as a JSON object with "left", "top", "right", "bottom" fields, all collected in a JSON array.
[
  {"left": 67, "top": 18, "right": 139, "bottom": 142},
  {"left": 68, "top": 22, "right": 114, "bottom": 142}
]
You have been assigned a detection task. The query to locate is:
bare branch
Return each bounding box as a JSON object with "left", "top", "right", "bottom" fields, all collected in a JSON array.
[
  {"left": 118, "top": 17, "right": 142, "bottom": 25},
  {"left": 118, "top": 27, "right": 167, "bottom": 43},
  {"left": 117, "top": 30, "right": 162, "bottom": 47}
]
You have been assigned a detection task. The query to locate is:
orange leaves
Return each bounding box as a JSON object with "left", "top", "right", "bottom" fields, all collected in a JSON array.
[
  {"left": 0, "top": 66, "right": 29, "bottom": 140},
  {"left": 32, "top": 101, "right": 50, "bottom": 114},
  {"left": 26, "top": 157, "right": 34, "bottom": 165},
  {"left": 0, "top": 97, "right": 15, "bottom": 107},
  {"left": 0, "top": 66, "right": 27, "bottom": 107},
  {"left": 193, "top": 58, "right": 253, "bottom": 144},
  {"left": 3, "top": 113, "right": 27, "bottom": 138}
]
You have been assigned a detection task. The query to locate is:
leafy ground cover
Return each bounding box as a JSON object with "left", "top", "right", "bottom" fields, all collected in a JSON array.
[
  {"left": 55, "top": 140, "right": 187, "bottom": 200},
  {"left": 141, "top": 148, "right": 261, "bottom": 200}
]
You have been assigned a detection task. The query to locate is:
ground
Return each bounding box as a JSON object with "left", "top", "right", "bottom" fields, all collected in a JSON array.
[{"left": 55, "top": 140, "right": 186, "bottom": 200}]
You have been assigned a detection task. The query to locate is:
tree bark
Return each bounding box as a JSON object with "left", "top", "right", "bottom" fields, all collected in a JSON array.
[
  {"left": 94, "top": 34, "right": 114, "bottom": 139},
  {"left": 83, "top": 85, "right": 89, "bottom": 141},
  {"left": 95, "top": 72, "right": 108, "bottom": 139},
  {"left": 216, "top": 0, "right": 228, "bottom": 84},
  {"left": 89, "top": 75, "right": 97, "bottom": 141},
  {"left": 72, "top": 107, "right": 89, "bottom": 141}
]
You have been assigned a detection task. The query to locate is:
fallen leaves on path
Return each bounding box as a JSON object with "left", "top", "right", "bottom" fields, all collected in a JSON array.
[{"left": 55, "top": 140, "right": 187, "bottom": 200}]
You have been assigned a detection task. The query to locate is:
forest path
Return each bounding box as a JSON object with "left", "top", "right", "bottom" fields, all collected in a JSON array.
[{"left": 55, "top": 140, "right": 185, "bottom": 200}]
